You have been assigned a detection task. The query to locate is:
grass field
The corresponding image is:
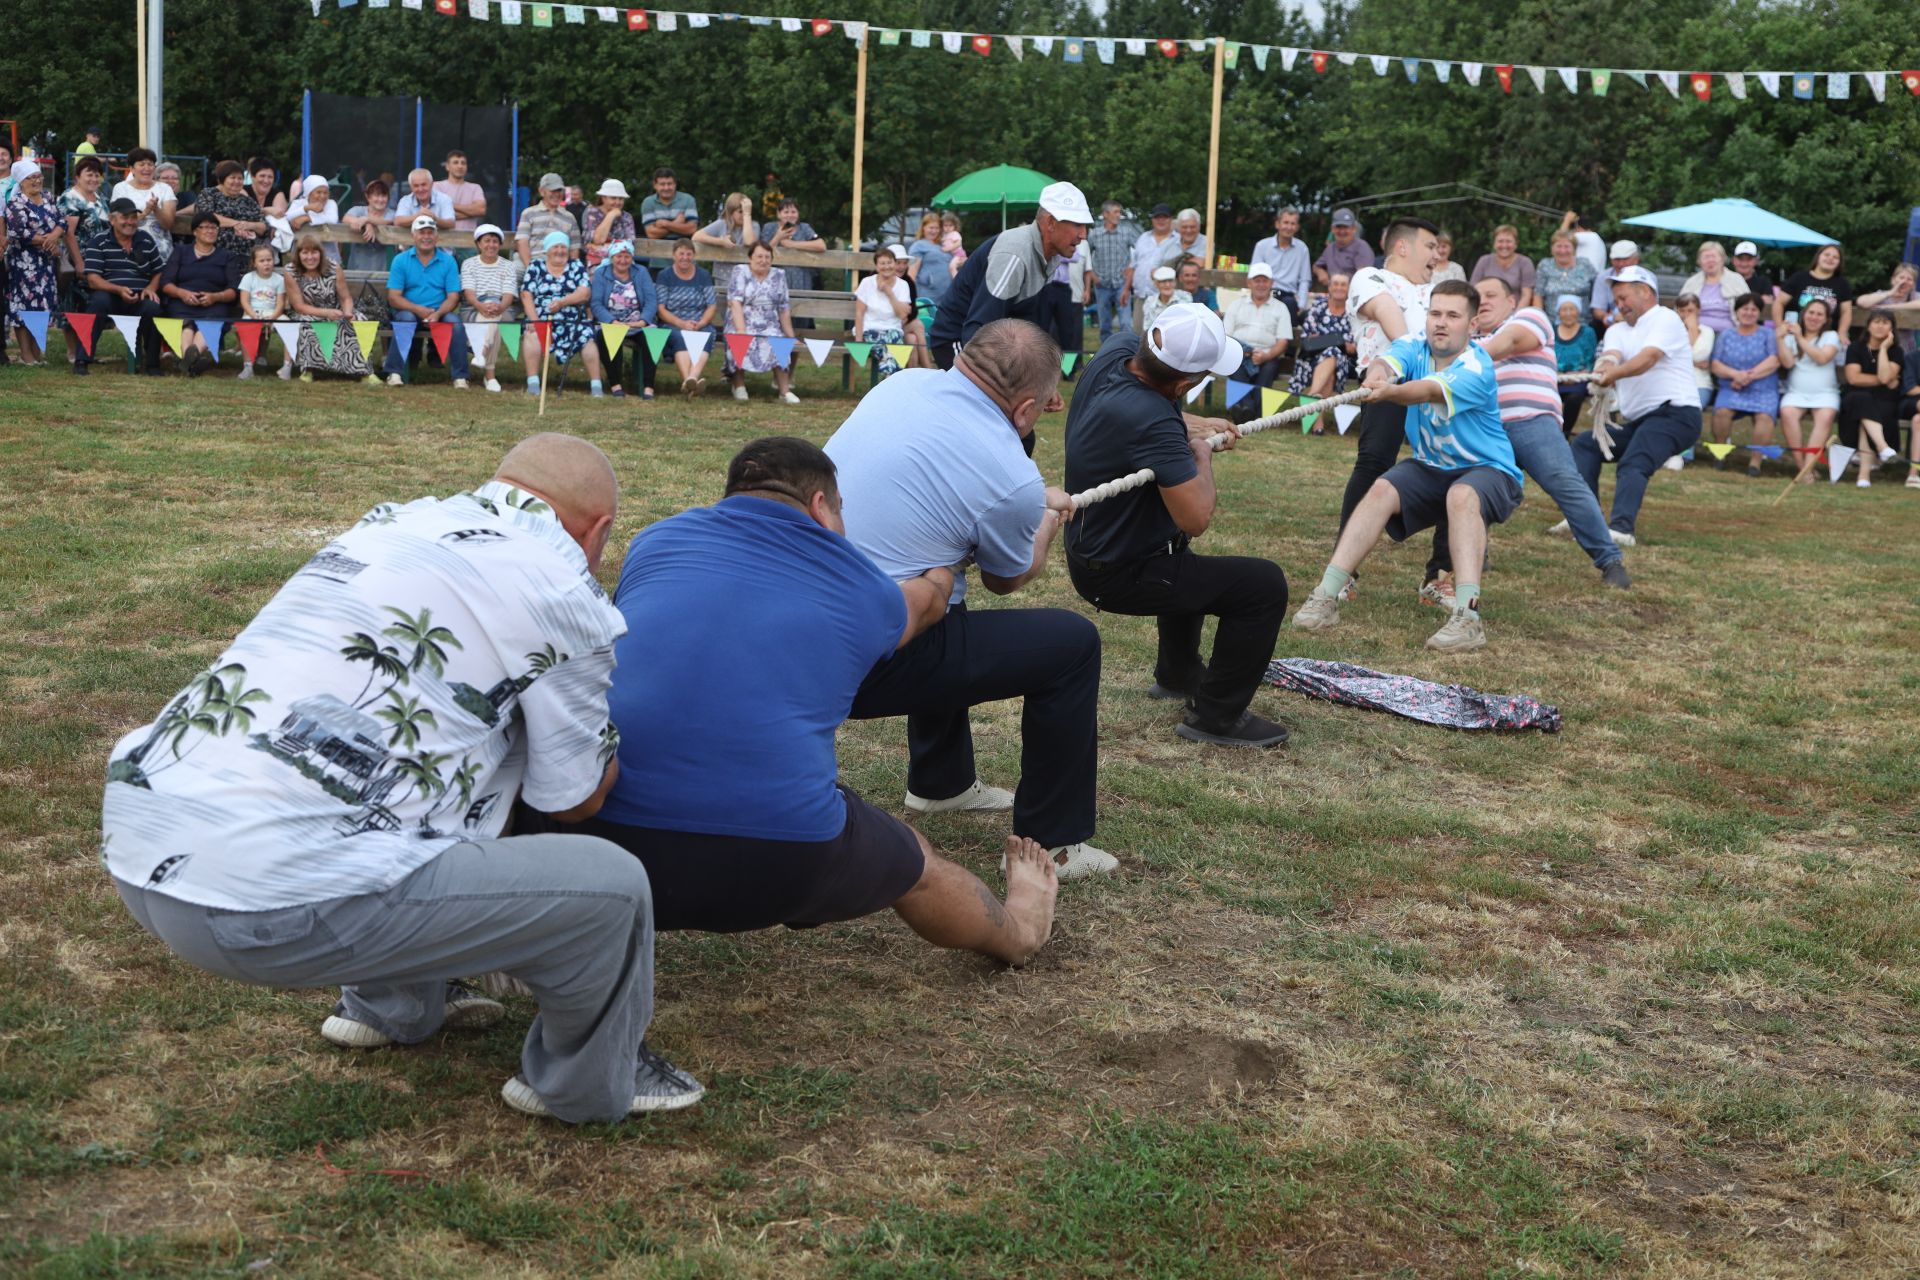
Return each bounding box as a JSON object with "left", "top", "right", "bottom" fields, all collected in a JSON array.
[{"left": 4, "top": 338, "right": 1919, "bottom": 1278}]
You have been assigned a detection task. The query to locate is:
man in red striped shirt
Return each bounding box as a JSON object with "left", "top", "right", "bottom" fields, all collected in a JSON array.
[{"left": 1422, "top": 277, "right": 1632, "bottom": 601}]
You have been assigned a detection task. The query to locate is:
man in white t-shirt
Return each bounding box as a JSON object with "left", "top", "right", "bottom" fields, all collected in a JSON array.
[
  {"left": 1570, "top": 266, "right": 1703, "bottom": 545},
  {"left": 102, "top": 434, "right": 703, "bottom": 1124},
  {"left": 1336, "top": 216, "right": 1441, "bottom": 536}
]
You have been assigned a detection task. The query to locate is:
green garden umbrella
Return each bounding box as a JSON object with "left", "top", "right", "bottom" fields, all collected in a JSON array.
[{"left": 931, "top": 164, "right": 1055, "bottom": 231}]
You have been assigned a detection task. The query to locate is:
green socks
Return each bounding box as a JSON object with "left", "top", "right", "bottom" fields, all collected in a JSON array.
[
  {"left": 1454, "top": 583, "right": 1480, "bottom": 615},
  {"left": 1317, "top": 566, "right": 1352, "bottom": 599}
]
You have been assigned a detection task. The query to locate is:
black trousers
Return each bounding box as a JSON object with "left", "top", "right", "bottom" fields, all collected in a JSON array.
[
  {"left": 595, "top": 329, "right": 656, "bottom": 392},
  {"left": 1337, "top": 399, "right": 1408, "bottom": 532},
  {"left": 849, "top": 601, "right": 1100, "bottom": 850},
  {"left": 81, "top": 291, "right": 162, "bottom": 369},
  {"left": 931, "top": 340, "right": 956, "bottom": 370},
  {"left": 1068, "top": 548, "right": 1288, "bottom": 730}
]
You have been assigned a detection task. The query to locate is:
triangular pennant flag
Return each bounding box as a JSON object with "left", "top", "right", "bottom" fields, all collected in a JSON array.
[
  {"left": 1461, "top": 61, "right": 1482, "bottom": 86},
  {"left": 1183, "top": 376, "right": 1212, "bottom": 406},
  {"left": 1260, "top": 387, "right": 1285, "bottom": 419},
  {"left": 154, "top": 317, "right": 185, "bottom": 356},
  {"left": 810, "top": 17, "right": 832, "bottom": 36},
  {"left": 1310, "top": 50, "right": 1327, "bottom": 73},
  {"left": 528, "top": 321, "right": 551, "bottom": 354},
  {"left": 803, "top": 337, "right": 833, "bottom": 367},
  {"left": 1758, "top": 72, "right": 1782, "bottom": 98},
  {"left": 434, "top": 0, "right": 456, "bottom": 12},
  {"left": 767, "top": 336, "right": 796, "bottom": 367},
  {"left": 1690, "top": 73, "right": 1712, "bottom": 101},
  {"left": 1657, "top": 70, "right": 1681, "bottom": 97},
  {"left": 197, "top": 320, "right": 226, "bottom": 360},
  {"left": 942, "top": 31, "right": 963, "bottom": 54},
  {"left": 1557, "top": 66, "right": 1578, "bottom": 93},
  {"left": 680, "top": 329, "right": 709, "bottom": 357},
  {"left": 17, "top": 310, "right": 50, "bottom": 351},
  {"left": 1333, "top": 404, "right": 1361, "bottom": 435},
  {"left": 1725, "top": 72, "right": 1746, "bottom": 100},
  {"left": 625, "top": 7, "right": 646, "bottom": 29},
  {"left": 109, "top": 314, "right": 142, "bottom": 352},
  {"left": 1827, "top": 443, "right": 1857, "bottom": 482},
  {"left": 1222, "top": 42, "right": 1238, "bottom": 69},
  {"left": 1748, "top": 444, "right": 1783, "bottom": 460},
  {"left": 463, "top": 322, "right": 491, "bottom": 360},
  {"left": 353, "top": 320, "right": 381, "bottom": 360},
  {"left": 1827, "top": 73, "right": 1850, "bottom": 100},
  {"left": 272, "top": 321, "right": 300, "bottom": 358},
  {"left": 1524, "top": 65, "right": 1546, "bottom": 93},
  {"left": 1403, "top": 58, "right": 1419, "bottom": 83},
  {"left": 1866, "top": 71, "right": 1886, "bottom": 103},
  {"left": 1005, "top": 35, "right": 1022, "bottom": 60},
  {"left": 1904, "top": 71, "right": 1920, "bottom": 96},
  {"left": 1793, "top": 73, "right": 1815, "bottom": 100},
  {"left": 1158, "top": 38, "right": 1178, "bottom": 58},
  {"left": 1369, "top": 54, "right": 1389, "bottom": 76},
  {"left": 1123, "top": 38, "right": 1147, "bottom": 57},
  {"left": 1062, "top": 38, "right": 1082, "bottom": 63},
  {"left": 1624, "top": 71, "right": 1648, "bottom": 89},
  {"left": 1224, "top": 378, "right": 1253, "bottom": 408},
  {"left": 1433, "top": 59, "right": 1451, "bottom": 83},
  {"left": 1251, "top": 46, "right": 1269, "bottom": 71},
  {"left": 1061, "top": 352, "right": 1078, "bottom": 375},
  {"left": 886, "top": 343, "right": 913, "bottom": 369},
  {"left": 642, "top": 326, "right": 669, "bottom": 360},
  {"left": 1590, "top": 68, "right": 1611, "bottom": 96},
  {"left": 466, "top": 0, "right": 487, "bottom": 18},
  {"left": 1276, "top": 47, "right": 1296, "bottom": 71},
  {"left": 564, "top": 2, "right": 583, "bottom": 17},
  {"left": 1495, "top": 65, "right": 1514, "bottom": 93},
  {"left": 601, "top": 323, "right": 629, "bottom": 359},
  {"left": 428, "top": 322, "right": 453, "bottom": 361},
  {"left": 1296, "top": 393, "right": 1321, "bottom": 432},
  {"left": 724, "top": 332, "right": 754, "bottom": 365},
  {"left": 390, "top": 317, "right": 418, "bottom": 360},
  {"left": 63, "top": 312, "right": 97, "bottom": 356},
  {"left": 1702, "top": 441, "right": 1735, "bottom": 460},
  {"left": 499, "top": 323, "right": 522, "bottom": 359},
  {"left": 311, "top": 321, "right": 339, "bottom": 360},
  {"left": 1335, "top": 52, "right": 1357, "bottom": 67},
  {"left": 845, "top": 340, "right": 873, "bottom": 365},
  {"left": 1032, "top": 35, "right": 1053, "bottom": 57}
]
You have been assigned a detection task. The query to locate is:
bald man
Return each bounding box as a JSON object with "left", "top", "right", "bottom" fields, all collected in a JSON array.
[{"left": 103, "top": 434, "right": 704, "bottom": 1124}]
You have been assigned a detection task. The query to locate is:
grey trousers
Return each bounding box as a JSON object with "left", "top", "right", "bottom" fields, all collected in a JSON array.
[{"left": 113, "top": 834, "right": 655, "bottom": 1124}]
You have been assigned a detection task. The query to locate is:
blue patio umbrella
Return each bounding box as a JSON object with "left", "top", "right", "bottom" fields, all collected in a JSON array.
[{"left": 1620, "top": 198, "right": 1836, "bottom": 248}]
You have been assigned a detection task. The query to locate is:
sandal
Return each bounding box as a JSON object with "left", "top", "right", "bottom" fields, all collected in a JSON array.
[{"left": 1905, "top": 474, "right": 1920, "bottom": 489}]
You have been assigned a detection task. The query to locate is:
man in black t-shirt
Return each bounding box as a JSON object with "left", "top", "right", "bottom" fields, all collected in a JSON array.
[{"left": 1062, "top": 303, "right": 1292, "bottom": 748}]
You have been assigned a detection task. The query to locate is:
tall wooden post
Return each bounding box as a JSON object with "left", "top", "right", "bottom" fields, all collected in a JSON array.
[
  {"left": 1203, "top": 35, "right": 1226, "bottom": 268},
  {"left": 850, "top": 29, "right": 869, "bottom": 248}
]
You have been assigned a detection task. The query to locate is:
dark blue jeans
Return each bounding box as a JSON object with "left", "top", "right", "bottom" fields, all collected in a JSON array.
[
  {"left": 849, "top": 602, "right": 1101, "bottom": 850},
  {"left": 1570, "top": 402, "right": 1702, "bottom": 535}
]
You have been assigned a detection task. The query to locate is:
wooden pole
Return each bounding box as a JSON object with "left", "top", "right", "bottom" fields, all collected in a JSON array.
[
  {"left": 850, "top": 29, "right": 869, "bottom": 249},
  {"left": 136, "top": 0, "right": 149, "bottom": 147},
  {"left": 537, "top": 328, "right": 551, "bottom": 416},
  {"left": 1202, "top": 35, "right": 1226, "bottom": 269}
]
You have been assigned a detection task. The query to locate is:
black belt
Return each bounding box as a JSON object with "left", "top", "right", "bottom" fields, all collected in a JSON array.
[{"left": 1066, "top": 534, "right": 1190, "bottom": 574}]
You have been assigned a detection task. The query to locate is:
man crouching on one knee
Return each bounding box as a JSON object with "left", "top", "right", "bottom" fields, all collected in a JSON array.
[{"left": 521, "top": 437, "right": 1058, "bottom": 966}]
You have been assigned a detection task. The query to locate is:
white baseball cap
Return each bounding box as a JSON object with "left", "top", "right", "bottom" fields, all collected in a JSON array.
[
  {"left": 885, "top": 243, "right": 908, "bottom": 259},
  {"left": 1037, "top": 181, "right": 1093, "bottom": 225},
  {"left": 473, "top": 222, "right": 505, "bottom": 243},
  {"left": 1607, "top": 265, "right": 1659, "bottom": 290},
  {"left": 1147, "top": 302, "right": 1243, "bottom": 377},
  {"left": 1733, "top": 240, "right": 1759, "bottom": 257},
  {"left": 1246, "top": 262, "right": 1274, "bottom": 279},
  {"left": 410, "top": 214, "right": 438, "bottom": 231},
  {"left": 1609, "top": 239, "right": 1639, "bottom": 260},
  {"left": 1151, "top": 265, "right": 1176, "bottom": 282}
]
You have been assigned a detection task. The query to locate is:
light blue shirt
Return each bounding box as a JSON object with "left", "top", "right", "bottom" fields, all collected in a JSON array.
[
  {"left": 1377, "top": 336, "right": 1523, "bottom": 484},
  {"left": 823, "top": 367, "right": 1045, "bottom": 606},
  {"left": 394, "top": 190, "right": 456, "bottom": 223},
  {"left": 1251, "top": 236, "right": 1312, "bottom": 301},
  {"left": 387, "top": 247, "right": 463, "bottom": 309}
]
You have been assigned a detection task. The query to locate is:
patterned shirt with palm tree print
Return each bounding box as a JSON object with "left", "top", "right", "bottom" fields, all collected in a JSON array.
[{"left": 102, "top": 480, "right": 626, "bottom": 911}]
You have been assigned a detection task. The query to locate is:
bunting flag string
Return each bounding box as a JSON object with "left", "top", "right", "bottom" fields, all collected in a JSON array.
[
  {"left": 642, "top": 326, "right": 671, "bottom": 361},
  {"left": 16, "top": 310, "right": 51, "bottom": 351},
  {"left": 64, "top": 312, "right": 97, "bottom": 356},
  {"left": 109, "top": 314, "right": 143, "bottom": 352},
  {"left": 153, "top": 318, "right": 185, "bottom": 357},
  {"left": 198, "top": 320, "right": 227, "bottom": 359}
]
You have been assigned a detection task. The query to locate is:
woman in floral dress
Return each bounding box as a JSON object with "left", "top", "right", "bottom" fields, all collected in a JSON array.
[
  {"left": 1288, "top": 270, "right": 1357, "bottom": 397},
  {"left": 725, "top": 240, "right": 796, "bottom": 402},
  {"left": 518, "top": 231, "right": 603, "bottom": 397},
  {"left": 195, "top": 161, "right": 269, "bottom": 261},
  {"left": 289, "top": 233, "right": 376, "bottom": 381},
  {"left": 6, "top": 161, "right": 65, "bottom": 364}
]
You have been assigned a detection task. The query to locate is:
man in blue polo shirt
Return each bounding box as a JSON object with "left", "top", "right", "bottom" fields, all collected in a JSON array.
[
  {"left": 526, "top": 437, "right": 1060, "bottom": 966},
  {"left": 1292, "top": 279, "right": 1523, "bottom": 653},
  {"left": 827, "top": 319, "right": 1113, "bottom": 881},
  {"left": 383, "top": 215, "right": 470, "bottom": 387}
]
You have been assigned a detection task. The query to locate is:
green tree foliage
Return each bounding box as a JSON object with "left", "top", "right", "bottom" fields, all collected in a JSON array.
[{"left": 2, "top": 0, "right": 1913, "bottom": 278}]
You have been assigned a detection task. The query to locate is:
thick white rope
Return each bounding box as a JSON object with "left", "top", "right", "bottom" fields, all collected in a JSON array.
[{"left": 1065, "top": 373, "right": 1598, "bottom": 510}]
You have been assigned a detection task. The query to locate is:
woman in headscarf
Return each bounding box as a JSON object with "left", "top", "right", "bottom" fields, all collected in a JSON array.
[
  {"left": 588, "top": 238, "right": 658, "bottom": 400},
  {"left": 518, "top": 229, "right": 603, "bottom": 397},
  {"left": 6, "top": 159, "right": 66, "bottom": 364}
]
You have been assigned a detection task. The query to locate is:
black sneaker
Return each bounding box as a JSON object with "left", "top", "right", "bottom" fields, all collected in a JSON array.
[
  {"left": 1146, "top": 681, "right": 1195, "bottom": 701},
  {"left": 1175, "top": 709, "right": 1290, "bottom": 748},
  {"left": 72, "top": 360, "right": 89, "bottom": 376},
  {"left": 1600, "top": 562, "right": 1632, "bottom": 590}
]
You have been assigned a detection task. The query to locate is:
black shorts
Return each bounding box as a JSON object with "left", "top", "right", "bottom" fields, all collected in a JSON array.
[
  {"left": 518, "top": 786, "right": 925, "bottom": 934},
  {"left": 1382, "top": 460, "right": 1523, "bottom": 542}
]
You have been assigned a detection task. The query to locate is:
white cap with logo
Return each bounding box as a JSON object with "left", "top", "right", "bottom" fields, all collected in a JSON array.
[
  {"left": 1037, "top": 181, "right": 1094, "bottom": 225},
  {"left": 1733, "top": 240, "right": 1759, "bottom": 256},
  {"left": 410, "top": 214, "right": 438, "bottom": 231},
  {"left": 1147, "top": 302, "right": 1244, "bottom": 377}
]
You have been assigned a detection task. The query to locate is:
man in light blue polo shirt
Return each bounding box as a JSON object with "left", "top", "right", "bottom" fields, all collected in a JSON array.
[
  {"left": 383, "top": 215, "right": 470, "bottom": 387},
  {"left": 825, "top": 319, "right": 1115, "bottom": 881}
]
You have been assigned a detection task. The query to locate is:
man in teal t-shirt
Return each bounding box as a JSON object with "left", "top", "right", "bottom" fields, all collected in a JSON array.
[
  {"left": 1291, "top": 278, "right": 1522, "bottom": 653},
  {"left": 639, "top": 167, "right": 698, "bottom": 240}
]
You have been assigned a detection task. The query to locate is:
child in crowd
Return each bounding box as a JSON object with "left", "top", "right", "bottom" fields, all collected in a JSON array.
[
  {"left": 1141, "top": 265, "right": 1189, "bottom": 333},
  {"left": 237, "top": 242, "right": 287, "bottom": 381},
  {"left": 940, "top": 212, "right": 967, "bottom": 269}
]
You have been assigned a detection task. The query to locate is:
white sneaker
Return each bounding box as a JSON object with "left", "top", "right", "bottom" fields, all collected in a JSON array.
[
  {"left": 1047, "top": 843, "right": 1119, "bottom": 881},
  {"left": 731, "top": 385, "right": 749, "bottom": 402},
  {"left": 1879, "top": 446, "right": 1898, "bottom": 463},
  {"left": 237, "top": 364, "right": 254, "bottom": 380},
  {"left": 386, "top": 372, "right": 404, "bottom": 387},
  {"left": 1662, "top": 455, "right": 1685, "bottom": 471},
  {"left": 320, "top": 982, "right": 503, "bottom": 1049},
  {"left": 904, "top": 779, "right": 1014, "bottom": 814},
  {"left": 1425, "top": 607, "right": 1487, "bottom": 653},
  {"left": 1608, "top": 528, "right": 1636, "bottom": 547},
  {"left": 453, "top": 378, "right": 469, "bottom": 390},
  {"left": 1857, "top": 476, "right": 1872, "bottom": 488},
  {"left": 1290, "top": 589, "right": 1341, "bottom": 631},
  {"left": 501, "top": 1043, "right": 703, "bottom": 1118},
  {"left": 485, "top": 377, "right": 502, "bottom": 393},
  {"left": 1546, "top": 519, "right": 1570, "bottom": 536},
  {"left": 780, "top": 390, "right": 801, "bottom": 405}
]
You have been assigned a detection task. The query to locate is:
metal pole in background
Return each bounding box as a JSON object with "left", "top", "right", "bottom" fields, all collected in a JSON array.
[
  {"left": 136, "top": 0, "right": 148, "bottom": 147},
  {"left": 301, "top": 90, "right": 312, "bottom": 181},
  {"left": 147, "top": 0, "right": 166, "bottom": 157}
]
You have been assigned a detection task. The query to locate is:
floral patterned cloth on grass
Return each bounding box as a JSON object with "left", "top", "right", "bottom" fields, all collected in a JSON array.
[{"left": 1266, "top": 658, "right": 1562, "bottom": 732}]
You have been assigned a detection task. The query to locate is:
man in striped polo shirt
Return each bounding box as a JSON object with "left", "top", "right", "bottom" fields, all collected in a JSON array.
[
  {"left": 78, "top": 199, "right": 165, "bottom": 375},
  {"left": 1419, "top": 278, "right": 1631, "bottom": 602}
]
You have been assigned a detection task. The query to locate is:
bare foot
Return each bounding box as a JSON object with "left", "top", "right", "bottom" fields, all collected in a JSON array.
[{"left": 1001, "top": 836, "right": 1058, "bottom": 965}]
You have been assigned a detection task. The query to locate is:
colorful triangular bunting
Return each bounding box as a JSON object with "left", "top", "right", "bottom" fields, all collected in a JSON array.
[{"left": 803, "top": 337, "right": 833, "bottom": 367}]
